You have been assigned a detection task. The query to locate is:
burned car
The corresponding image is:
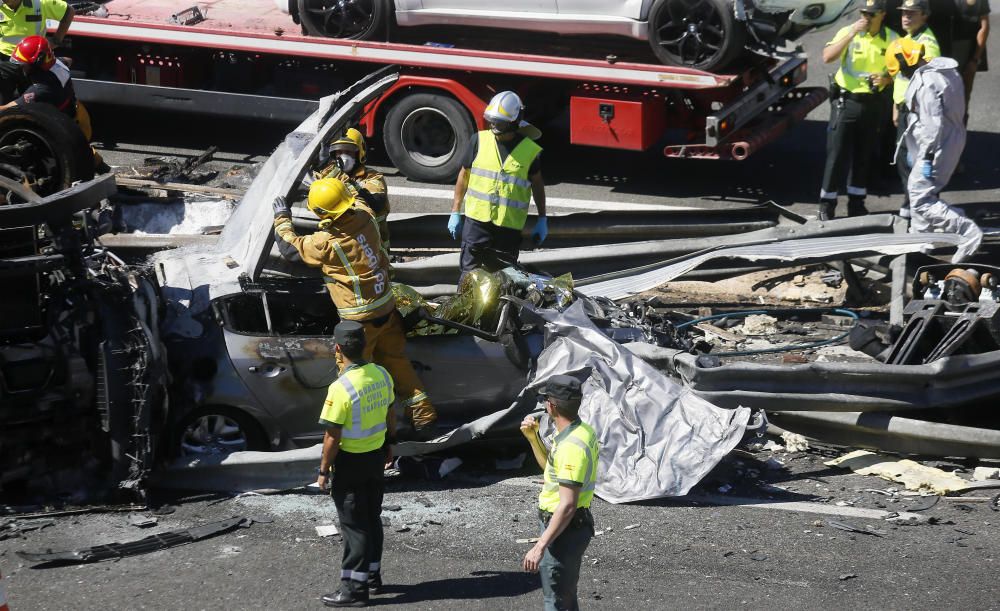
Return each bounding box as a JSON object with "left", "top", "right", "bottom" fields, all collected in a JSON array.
[{"left": 151, "top": 69, "right": 655, "bottom": 456}]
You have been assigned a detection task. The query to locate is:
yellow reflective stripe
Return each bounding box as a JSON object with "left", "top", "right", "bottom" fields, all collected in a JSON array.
[
  {"left": 339, "top": 375, "right": 387, "bottom": 439},
  {"left": 563, "top": 435, "right": 596, "bottom": 490},
  {"left": 468, "top": 166, "right": 531, "bottom": 189},
  {"left": 466, "top": 188, "right": 530, "bottom": 211},
  {"left": 336, "top": 290, "right": 394, "bottom": 317},
  {"left": 331, "top": 242, "right": 363, "bottom": 306},
  {"left": 399, "top": 391, "right": 428, "bottom": 407}
]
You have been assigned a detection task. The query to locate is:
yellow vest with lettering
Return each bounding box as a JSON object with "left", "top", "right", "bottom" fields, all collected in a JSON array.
[
  {"left": 0, "top": 0, "right": 66, "bottom": 57},
  {"left": 832, "top": 25, "right": 898, "bottom": 94},
  {"left": 321, "top": 363, "right": 393, "bottom": 453},
  {"left": 539, "top": 420, "right": 599, "bottom": 512}
]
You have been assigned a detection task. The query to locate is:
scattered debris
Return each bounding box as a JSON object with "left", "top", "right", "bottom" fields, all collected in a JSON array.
[
  {"left": 624, "top": 524, "right": 640, "bottom": 530},
  {"left": 903, "top": 496, "right": 940, "bottom": 512},
  {"left": 0, "top": 518, "right": 55, "bottom": 541},
  {"left": 764, "top": 457, "right": 785, "bottom": 471},
  {"left": 762, "top": 440, "right": 785, "bottom": 452},
  {"left": 839, "top": 573, "right": 858, "bottom": 581},
  {"left": 826, "top": 451, "right": 975, "bottom": 495},
  {"left": 316, "top": 524, "right": 340, "bottom": 538},
  {"left": 735, "top": 314, "right": 778, "bottom": 336},
  {"left": 383, "top": 505, "right": 402, "bottom": 512},
  {"left": 827, "top": 520, "right": 882, "bottom": 537},
  {"left": 972, "top": 467, "right": 1000, "bottom": 481},
  {"left": 780, "top": 432, "right": 810, "bottom": 453},
  {"left": 516, "top": 537, "right": 539, "bottom": 544},
  {"left": 16, "top": 516, "right": 250, "bottom": 565},
  {"left": 127, "top": 513, "right": 159, "bottom": 528}
]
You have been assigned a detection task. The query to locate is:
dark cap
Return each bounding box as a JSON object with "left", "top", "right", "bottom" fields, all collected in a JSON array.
[
  {"left": 900, "top": 0, "right": 928, "bottom": 11},
  {"left": 334, "top": 320, "right": 366, "bottom": 346},
  {"left": 860, "top": 0, "right": 886, "bottom": 12},
  {"left": 538, "top": 375, "right": 583, "bottom": 401}
]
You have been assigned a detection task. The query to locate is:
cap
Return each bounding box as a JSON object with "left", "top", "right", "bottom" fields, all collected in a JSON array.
[
  {"left": 334, "top": 320, "right": 366, "bottom": 345},
  {"left": 900, "top": 0, "right": 928, "bottom": 11},
  {"left": 538, "top": 375, "right": 583, "bottom": 401},
  {"left": 860, "top": 0, "right": 886, "bottom": 12}
]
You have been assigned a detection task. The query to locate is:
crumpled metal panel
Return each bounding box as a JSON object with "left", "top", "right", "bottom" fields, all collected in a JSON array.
[{"left": 579, "top": 231, "right": 965, "bottom": 301}]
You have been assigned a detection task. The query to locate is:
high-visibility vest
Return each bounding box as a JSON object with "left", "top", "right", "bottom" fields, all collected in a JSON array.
[
  {"left": 320, "top": 363, "right": 393, "bottom": 453},
  {"left": 892, "top": 28, "right": 941, "bottom": 105},
  {"left": 464, "top": 130, "right": 541, "bottom": 231},
  {"left": 539, "top": 420, "right": 599, "bottom": 513},
  {"left": 0, "top": 0, "right": 63, "bottom": 57},
  {"left": 831, "top": 25, "right": 898, "bottom": 94}
]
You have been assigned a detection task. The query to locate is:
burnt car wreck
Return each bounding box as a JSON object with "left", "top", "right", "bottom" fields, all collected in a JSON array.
[{"left": 3, "top": 68, "right": 998, "bottom": 507}]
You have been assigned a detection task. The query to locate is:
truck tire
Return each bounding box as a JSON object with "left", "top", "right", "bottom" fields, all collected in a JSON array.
[
  {"left": 297, "top": 0, "right": 385, "bottom": 40},
  {"left": 648, "top": 0, "right": 746, "bottom": 72},
  {"left": 383, "top": 92, "right": 475, "bottom": 183},
  {"left": 0, "top": 104, "right": 94, "bottom": 196}
]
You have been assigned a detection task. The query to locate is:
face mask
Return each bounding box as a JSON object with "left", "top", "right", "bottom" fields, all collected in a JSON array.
[{"left": 337, "top": 153, "right": 356, "bottom": 174}]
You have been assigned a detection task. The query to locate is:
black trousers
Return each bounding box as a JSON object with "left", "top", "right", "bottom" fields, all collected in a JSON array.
[
  {"left": 821, "top": 93, "right": 883, "bottom": 200},
  {"left": 459, "top": 216, "right": 521, "bottom": 277},
  {"left": 332, "top": 447, "right": 385, "bottom": 593},
  {"left": 0, "top": 54, "right": 27, "bottom": 105}
]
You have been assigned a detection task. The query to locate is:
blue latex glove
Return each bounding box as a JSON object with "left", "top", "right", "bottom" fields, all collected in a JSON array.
[
  {"left": 532, "top": 216, "right": 549, "bottom": 245},
  {"left": 922, "top": 159, "right": 933, "bottom": 179},
  {"left": 448, "top": 212, "right": 463, "bottom": 240},
  {"left": 272, "top": 195, "right": 290, "bottom": 218}
]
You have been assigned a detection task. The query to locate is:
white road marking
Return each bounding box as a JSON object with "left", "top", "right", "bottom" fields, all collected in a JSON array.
[
  {"left": 388, "top": 185, "right": 699, "bottom": 212},
  {"left": 691, "top": 494, "right": 925, "bottom": 521}
]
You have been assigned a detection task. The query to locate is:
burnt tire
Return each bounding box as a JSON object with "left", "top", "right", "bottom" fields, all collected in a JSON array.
[
  {"left": 0, "top": 103, "right": 93, "bottom": 197},
  {"left": 648, "top": 0, "right": 746, "bottom": 72},
  {"left": 382, "top": 92, "right": 475, "bottom": 183},
  {"left": 174, "top": 406, "right": 268, "bottom": 458},
  {"left": 297, "top": 0, "right": 385, "bottom": 40}
]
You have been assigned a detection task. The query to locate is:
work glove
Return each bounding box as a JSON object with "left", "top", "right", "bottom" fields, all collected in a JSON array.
[
  {"left": 272, "top": 195, "right": 290, "bottom": 218},
  {"left": 448, "top": 212, "right": 463, "bottom": 240},
  {"left": 531, "top": 216, "right": 548, "bottom": 246},
  {"left": 922, "top": 159, "right": 934, "bottom": 179}
]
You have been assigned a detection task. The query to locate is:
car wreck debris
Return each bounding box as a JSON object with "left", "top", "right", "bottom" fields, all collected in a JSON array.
[
  {"left": 826, "top": 451, "right": 998, "bottom": 495},
  {"left": 15, "top": 516, "right": 250, "bottom": 565}
]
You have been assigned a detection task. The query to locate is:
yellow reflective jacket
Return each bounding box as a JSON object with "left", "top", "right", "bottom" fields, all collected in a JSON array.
[
  {"left": 464, "top": 130, "right": 541, "bottom": 231},
  {"left": 830, "top": 25, "right": 899, "bottom": 94},
  {"left": 0, "top": 0, "right": 67, "bottom": 56},
  {"left": 274, "top": 204, "right": 395, "bottom": 321},
  {"left": 319, "top": 362, "right": 393, "bottom": 454},
  {"left": 539, "top": 420, "right": 599, "bottom": 513}
]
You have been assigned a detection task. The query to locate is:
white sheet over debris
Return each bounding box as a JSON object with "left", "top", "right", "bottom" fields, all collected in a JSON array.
[{"left": 579, "top": 231, "right": 965, "bottom": 300}]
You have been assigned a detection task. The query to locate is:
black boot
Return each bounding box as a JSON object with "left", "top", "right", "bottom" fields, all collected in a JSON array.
[
  {"left": 367, "top": 572, "right": 382, "bottom": 593},
  {"left": 817, "top": 198, "right": 836, "bottom": 221},
  {"left": 322, "top": 588, "right": 369, "bottom": 608},
  {"left": 847, "top": 197, "right": 869, "bottom": 217}
]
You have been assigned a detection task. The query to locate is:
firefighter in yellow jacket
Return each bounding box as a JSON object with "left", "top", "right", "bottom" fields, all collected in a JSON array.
[
  {"left": 315, "top": 128, "right": 391, "bottom": 258},
  {"left": 272, "top": 177, "right": 437, "bottom": 437}
]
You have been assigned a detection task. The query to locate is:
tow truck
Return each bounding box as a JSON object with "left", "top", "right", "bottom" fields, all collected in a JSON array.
[{"left": 62, "top": 0, "right": 825, "bottom": 181}]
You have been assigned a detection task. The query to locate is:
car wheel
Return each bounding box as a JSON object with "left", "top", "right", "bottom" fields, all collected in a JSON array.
[
  {"left": 648, "top": 0, "right": 746, "bottom": 72},
  {"left": 175, "top": 407, "right": 268, "bottom": 457},
  {"left": 0, "top": 104, "right": 94, "bottom": 198},
  {"left": 297, "top": 0, "right": 385, "bottom": 40},
  {"left": 383, "top": 91, "right": 475, "bottom": 183}
]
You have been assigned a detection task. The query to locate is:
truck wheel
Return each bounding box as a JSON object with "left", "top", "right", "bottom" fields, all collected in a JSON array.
[
  {"left": 297, "top": 0, "right": 384, "bottom": 40},
  {"left": 0, "top": 104, "right": 94, "bottom": 197},
  {"left": 383, "top": 92, "right": 474, "bottom": 183},
  {"left": 648, "top": 0, "right": 746, "bottom": 71},
  {"left": 175, "top": 406, "right": 268, "bottom": 457}
]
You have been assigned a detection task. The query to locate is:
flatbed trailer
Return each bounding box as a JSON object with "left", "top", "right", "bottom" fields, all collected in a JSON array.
[{"left": 61, "top": 0, "right": 826, "bottom": 181}]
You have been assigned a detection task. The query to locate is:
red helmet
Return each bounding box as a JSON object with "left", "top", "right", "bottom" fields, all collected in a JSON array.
[{"left": 10, "top": 36, "right": 55, "bottom": 70}]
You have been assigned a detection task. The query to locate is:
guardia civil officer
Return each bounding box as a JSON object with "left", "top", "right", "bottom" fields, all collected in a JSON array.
[
  {"left": 317, "top": 320, "right": 395, "bottom": 607},
  {"left": 520, "top": 375, "right": 599, "bottom": 611},
  {"left": 818, "top": 0, "right": 899, "bottom": 220}
]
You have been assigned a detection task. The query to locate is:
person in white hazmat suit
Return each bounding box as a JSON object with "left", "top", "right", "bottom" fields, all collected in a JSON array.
[{"left": 887, "top": 37, "right": 983, "bottom": 263}]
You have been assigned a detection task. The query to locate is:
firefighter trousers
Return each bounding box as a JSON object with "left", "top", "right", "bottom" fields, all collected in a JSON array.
[
  {"left": 337, "top": 310, "right": 437, "bottom": 429},
  {"left": 332, "top": 447, "right": 385, "bottom": 594}
]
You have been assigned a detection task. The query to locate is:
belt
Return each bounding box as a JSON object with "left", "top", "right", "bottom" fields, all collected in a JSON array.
[
  {"left": 830, "top": 85, "right": 880, "bottom": 103},
  {"left": 539, "top": 507, "right": 593, "bottom": 529}
]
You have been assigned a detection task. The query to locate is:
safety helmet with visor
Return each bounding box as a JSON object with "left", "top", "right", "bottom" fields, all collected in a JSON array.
[
  {"left": 330, "top": 127, "right": 367, "bottom": 173},
  {"left": 307, "top": 177, "right": 355, "bottom": 221},
  {"left": 10, "top": 35, "right": 55, "bottom": 71},
  {"left": 484, "top": 90, "right": 526, "bottom": 135}
]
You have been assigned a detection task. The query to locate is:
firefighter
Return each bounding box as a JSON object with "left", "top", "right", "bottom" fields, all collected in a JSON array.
[
  {"left": 818, "top": 0, "right": 898, "bottom": 220},
  {"left": 892, "top": 0, "right": 940, "bottom": 219},
  {"left": 520, "top": 375, "right": 599, "bottom": 611},
  {"left": 0, "top": 35, "right": 105, "bottom": 170},
  {"left": 273, "top": 178, "right": 438, "bottom": 437},
  {"left": 0, "top": 0, "right": 74, "bottom": 104},
  {"left": 315, "top": 128, "right": 391, "bottom": 258},
  {"left": 449, "top": 90, "right": 547, "bottom": 276},
  {"left": 317, "top": 320, "right": 394, "bottom": 608},
  {"left": 887, "top": 38, "right": 982, "bottom": 261}
]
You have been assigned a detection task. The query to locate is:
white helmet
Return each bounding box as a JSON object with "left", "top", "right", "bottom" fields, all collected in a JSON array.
[{"left": 484, "top": 90, "right": 524, "bottom": 133}]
